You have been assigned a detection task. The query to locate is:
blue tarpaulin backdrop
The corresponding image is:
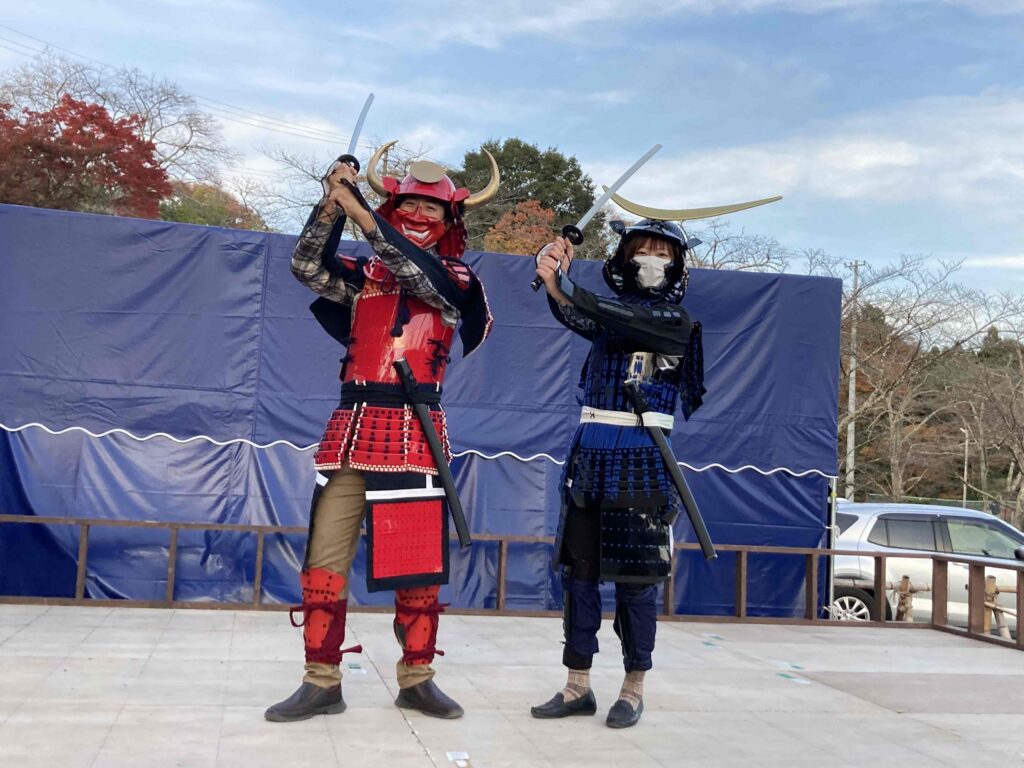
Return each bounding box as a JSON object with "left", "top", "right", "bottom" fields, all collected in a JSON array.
[{"left": 0, "top": 203, "right": 841, "bottom": 615}]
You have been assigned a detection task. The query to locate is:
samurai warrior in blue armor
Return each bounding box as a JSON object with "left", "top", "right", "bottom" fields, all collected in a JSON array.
[{"left": 530, "top": 219, "right": 705, "bottom": 729}]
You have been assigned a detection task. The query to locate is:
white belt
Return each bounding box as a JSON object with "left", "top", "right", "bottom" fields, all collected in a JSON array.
[{"left": 579, "top": 406, "right": 674, "bottom": 431}]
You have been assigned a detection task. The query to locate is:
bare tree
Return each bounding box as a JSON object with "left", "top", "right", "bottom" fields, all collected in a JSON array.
[
  {"left": 686, "top": 219, "right": 792, "bottom": 273},
  {"left": 245, "top": 141, "right": 434, "bottom": 234},
  {"left": 953, "top": 332, "right": 1024, "bottom": 526},
  {"left": 0, "top": 50, "right": 233, "bottom": 182},
  {"left": 819, "top": 252, "right": 1024, "bottom": 501}
]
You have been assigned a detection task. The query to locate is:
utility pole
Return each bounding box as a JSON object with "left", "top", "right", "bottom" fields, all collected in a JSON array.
[
  {"left": 844, "top": 261, "right": 864, "bottom": 500},
  {"left": 959, "top": 427, "right": 970, "bottom": 506}
]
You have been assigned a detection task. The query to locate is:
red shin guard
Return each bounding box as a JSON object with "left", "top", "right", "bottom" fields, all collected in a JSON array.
[
  {"left": 290, "top": 568, "right": 363, "bottom": 665},
  {"left": 394, "top": 585, "right": 448, "bottom": 665}
]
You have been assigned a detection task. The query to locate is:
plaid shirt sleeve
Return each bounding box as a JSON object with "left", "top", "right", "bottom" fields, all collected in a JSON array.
[
  {"left": 364, "top": 226, "right": 461, "bottom": 327},
  {"left": 289, "top": 209, "right": 359, "bottom": 306}
]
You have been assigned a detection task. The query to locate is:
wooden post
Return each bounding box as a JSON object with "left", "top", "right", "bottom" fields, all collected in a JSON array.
[
  {"left": 74, "top": 523, "right": 90, "bottom": 600},
  {"left": 1017, "top": 570, "right": 1023, "bottom": 650},
  {"left": 967, "top": 564, "right": 986, "bottom": 634},
  {"left": 497, "top": 540, "right": 508, "bottom": 612},
  {"left": 165, "top": 527, "right": 179, "bottom": 604},
  {"left": 895, "top": 575, "right": 914, "bottom": 623},
  {"left": 932, "top": 559, "right": 948, "bottom": 627},
  {"left": 804, "top": 554, "right": 818, "bottom": 620},
  {"left": 983, "top": 575, "right": 997, "bottom": 635},
  {"left": 873, "top": 555, "right": 887, "bottom": 622},
  {"left": 735, "top": 550, "right": 748, "bottom": 619},
  {"left": 252, "top": 531, "right": 265, "bottom": 607}
]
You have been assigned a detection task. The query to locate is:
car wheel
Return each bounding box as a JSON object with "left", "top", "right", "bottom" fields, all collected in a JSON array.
[{"left": 831, "top": 587, "right": 878, "bottom": 621}]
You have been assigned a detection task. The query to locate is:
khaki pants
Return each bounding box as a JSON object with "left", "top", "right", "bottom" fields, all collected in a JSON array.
[{"left": 302, "top": 466, "right": 435, "bottom": 690}]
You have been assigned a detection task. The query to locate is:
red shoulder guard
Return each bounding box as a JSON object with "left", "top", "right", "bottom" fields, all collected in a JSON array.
[
  {"left": 336, "top": 254, "right": 361, "bottom": 271},
  {"left": 441, "top": 257, "right": 473, "bottom": 291}
]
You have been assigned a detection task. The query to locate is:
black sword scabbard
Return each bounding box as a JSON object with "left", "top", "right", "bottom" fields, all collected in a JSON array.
[
  {"left": 623, "top": 381, "right": 717, "bottom": 561},
  {"left": 393, "top": 359, "right": 472, "bottom": 549}
]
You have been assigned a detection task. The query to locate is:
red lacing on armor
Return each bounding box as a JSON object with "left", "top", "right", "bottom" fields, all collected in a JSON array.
[
  {"left": 394, "top": 592, "right": 448, "bottom": 665},
  {"left": 290, "top": 594, "right": 363, "bottom": 665}
]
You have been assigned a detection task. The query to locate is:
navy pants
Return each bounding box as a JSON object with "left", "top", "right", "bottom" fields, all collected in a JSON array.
[{"left": 560, "top": 501, "right": 658, "bottom": 672}]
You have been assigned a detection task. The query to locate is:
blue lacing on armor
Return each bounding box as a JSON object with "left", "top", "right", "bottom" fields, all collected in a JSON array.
[{"left": 581, "top": 334, "right": 683, "bottom": 414}]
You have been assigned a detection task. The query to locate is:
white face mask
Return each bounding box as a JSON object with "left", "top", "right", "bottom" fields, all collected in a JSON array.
[{"left": 632, "top": 255, "right": 669, "bottom": 290}]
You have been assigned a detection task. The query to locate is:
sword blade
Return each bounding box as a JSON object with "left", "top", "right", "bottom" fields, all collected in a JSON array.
[
  {"left": 346, "top": 93, "right": 375, "bottom": 156},
  {"left": 576, "top": 143, "right": 662, "bottom": 231}
]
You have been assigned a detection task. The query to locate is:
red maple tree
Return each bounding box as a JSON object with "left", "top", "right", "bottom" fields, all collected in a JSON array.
[
  {"left": 483, "top": 199, "right": 556, "bottom": 255},
  {"left": 0, "top": 94, "right": 171, "bottom": 219}
]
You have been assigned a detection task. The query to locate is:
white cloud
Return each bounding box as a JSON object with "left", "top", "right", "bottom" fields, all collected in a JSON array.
[
  {"left": 965, "top": 255, "right": 1024, "bottom": 269},
  {"left": 583, "top": 89, "right": 1024, "bottom": 215},
  {"left": 361, "top": 0, "right": 1024, "bottom": 49}
]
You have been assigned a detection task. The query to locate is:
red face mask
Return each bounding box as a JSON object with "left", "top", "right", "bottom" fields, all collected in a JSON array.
[{"left": 388, "top": 207, "right": 448, "bottom": 249}]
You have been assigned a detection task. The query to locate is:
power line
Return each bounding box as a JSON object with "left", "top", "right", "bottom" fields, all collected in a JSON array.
[{"left": 0, "top": 24, "right": 376, "bottom": 150}]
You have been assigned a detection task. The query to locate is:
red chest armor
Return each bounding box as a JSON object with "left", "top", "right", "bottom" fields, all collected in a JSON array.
[
  {"left": 343, "top": 259, "right": 455, "bottom": 386},
  {"left": 313, "top": 258, "right": 452, "bottom": 474}
]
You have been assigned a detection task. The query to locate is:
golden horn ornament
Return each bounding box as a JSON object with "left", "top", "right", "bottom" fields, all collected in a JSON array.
[
  {"left": 463, "top": 149, "right": 500, "bottom": 210},
  {"left": 602, "top": 188, "right": 782, "bottom": 222},
  {"left": 365, "top": 139, "right": 399, "bottom": 197}
]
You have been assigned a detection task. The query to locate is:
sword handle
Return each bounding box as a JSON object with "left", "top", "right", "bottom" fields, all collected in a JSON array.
[{"left": 532, "top": 227, "right": 580, "bottom": 291}]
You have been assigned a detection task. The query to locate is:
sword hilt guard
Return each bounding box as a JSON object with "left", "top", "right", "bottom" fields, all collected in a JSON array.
[
  {"left": 561, "top": 223, "right": 584, "bottom": 245},
  {"left": 336, "top": 153, "right": 360, "bottom": 173}
]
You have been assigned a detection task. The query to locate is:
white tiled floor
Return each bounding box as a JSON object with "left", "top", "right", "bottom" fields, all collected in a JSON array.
[{"left": 1, "top": 604, "right": 1023, "bottom": 767}]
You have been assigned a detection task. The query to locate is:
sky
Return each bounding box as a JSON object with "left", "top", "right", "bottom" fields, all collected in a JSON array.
[{"left": 1, "top": 1, "right": 1024, "bottom": 291}]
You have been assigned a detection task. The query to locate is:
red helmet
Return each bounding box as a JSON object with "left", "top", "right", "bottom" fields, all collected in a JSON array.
[
  {"left": 382, "top": 162, "right": 471, "bottom": 205},
  {"left": 367, "top": 140, "right": 499, "bottom": 213}
]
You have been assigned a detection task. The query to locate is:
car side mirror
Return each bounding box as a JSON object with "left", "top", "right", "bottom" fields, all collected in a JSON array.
[{"left": 1015, "top": 546, "right": 1024, "bottom": 561}]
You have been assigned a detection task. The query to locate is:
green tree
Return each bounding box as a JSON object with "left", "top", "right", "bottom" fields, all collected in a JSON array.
[{"left": 451, "top": 138, "right": 611, "bottom": 259}]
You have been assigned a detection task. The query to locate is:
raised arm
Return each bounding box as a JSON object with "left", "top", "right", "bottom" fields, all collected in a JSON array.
[
  {"left": 554, "top": 271, "right": 691, "bottom": 356},
  {"left": 536, "top": 237, "right": 690, "bottom": 355}
]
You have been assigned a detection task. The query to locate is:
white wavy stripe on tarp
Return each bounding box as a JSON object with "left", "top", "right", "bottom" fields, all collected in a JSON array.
[
  {"left": 0, "top": 421, "right": 317, "bottom": 451},
  {"left": 0, "top": 421, "right": 837, "bottom": 479}
]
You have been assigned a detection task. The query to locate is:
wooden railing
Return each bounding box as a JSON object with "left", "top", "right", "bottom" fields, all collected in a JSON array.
[{"left": 1, "top": 513, "right": 1021, "bottom": 650}]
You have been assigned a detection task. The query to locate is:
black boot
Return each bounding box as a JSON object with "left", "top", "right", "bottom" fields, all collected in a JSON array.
[
  {"left": 264, "top": 682, "right": 346, "bottom": 722},
  {"left": 606, "top": 697, "right": 643, "bottom": 728},
  {"left": 530, "top": 689, "right": 598, "bottom": 719},
  {"left": 394, "top": 679, "right": 464, "bottom": 719}
]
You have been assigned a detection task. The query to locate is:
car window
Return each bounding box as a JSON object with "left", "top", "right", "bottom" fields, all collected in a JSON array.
[
  {"left": 836, "top": 512, "right": 859, "bottom": 535},
  {"left": 946, "top": 519, "right": 1020, "bottom": 559},
  {"left": 865, "top": 517, "right": 936, "bottom": 550},
  {"left": 885, "top": 519, "right": 936, "bottom": 551},
  {"left": 867, "top": 519, "right": 888, "bottom": 546}
]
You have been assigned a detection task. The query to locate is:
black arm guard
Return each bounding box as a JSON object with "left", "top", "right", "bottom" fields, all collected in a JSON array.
[{"left": 557, "top": 272, "right": 691, "bottom": 356}]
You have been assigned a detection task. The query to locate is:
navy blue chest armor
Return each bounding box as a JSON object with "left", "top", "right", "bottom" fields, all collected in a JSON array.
[{"left": 566, "top": 330, "right": 683, "bottom": 512}]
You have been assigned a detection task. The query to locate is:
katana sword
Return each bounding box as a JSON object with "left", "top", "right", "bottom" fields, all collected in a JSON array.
[
  {"left": 334, "top": 93, "right": 375, "bottom": 172},
  {"left": 393, "top": 358, "right": 472, "bottom": 549},
  {"left": 622, "top": 376, "right": 717, "bottom": 561},
  {"left": 531, "top": 143, "right": 662, "bottom": 291}
]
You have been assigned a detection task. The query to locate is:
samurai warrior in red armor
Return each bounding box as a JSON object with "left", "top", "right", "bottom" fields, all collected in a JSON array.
[{"left": 265, "top": 142, "right": 499, "bottom": 722}]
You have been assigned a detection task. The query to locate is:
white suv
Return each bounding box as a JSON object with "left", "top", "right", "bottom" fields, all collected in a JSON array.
[{"left": 831, "top": 501, "right": 1024, "bottom": 633}]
